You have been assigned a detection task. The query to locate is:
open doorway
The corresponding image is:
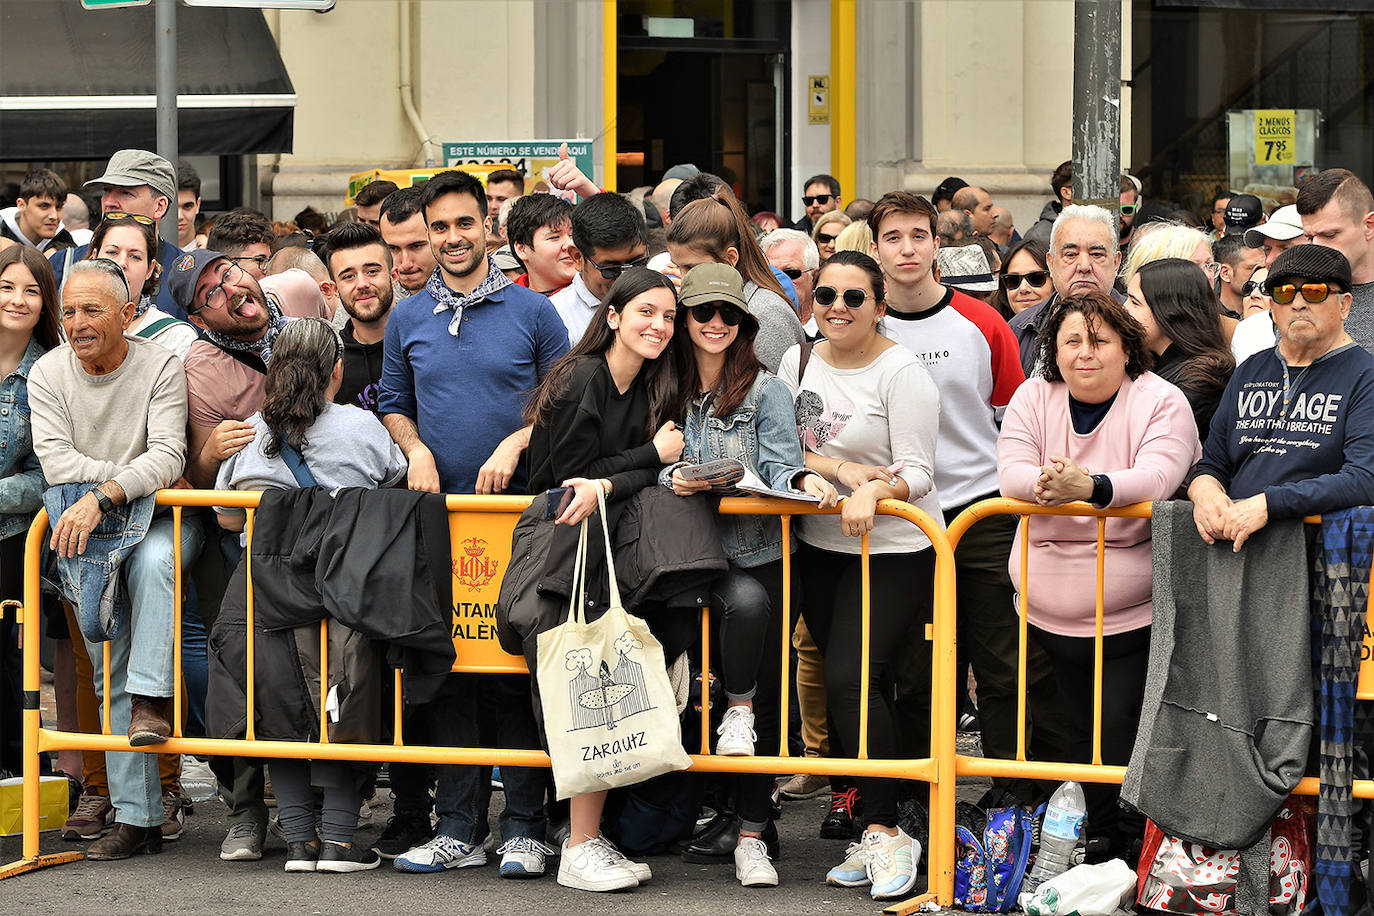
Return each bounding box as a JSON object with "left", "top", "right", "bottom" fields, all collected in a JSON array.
[{"left": 615, "top": 1, "right": 790, "bottom": 216}]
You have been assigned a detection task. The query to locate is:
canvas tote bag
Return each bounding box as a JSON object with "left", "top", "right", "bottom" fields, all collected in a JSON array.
[{"left": 536, "top": 487, "right": 692, "bottom": 800}]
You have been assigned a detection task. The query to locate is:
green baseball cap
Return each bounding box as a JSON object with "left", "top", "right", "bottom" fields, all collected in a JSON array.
[{"left": 678, "top": 263, "right": 749, "bottom": 312}]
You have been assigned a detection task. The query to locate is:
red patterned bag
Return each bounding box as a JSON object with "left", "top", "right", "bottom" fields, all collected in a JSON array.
[{"left": 1136, "top": 798, "right": 1312, "bottom": 914}]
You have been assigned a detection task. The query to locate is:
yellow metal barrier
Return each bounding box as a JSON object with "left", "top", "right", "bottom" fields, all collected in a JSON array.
[
  {"left": 945, "top": 497, "right": 1374, "bottom": 798},
  {"left": 0, "top": 490, "right": 957, "bottom": 911}
]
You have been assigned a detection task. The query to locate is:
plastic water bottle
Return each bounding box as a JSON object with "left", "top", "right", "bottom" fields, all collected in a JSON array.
[{"left": 1021, "top": 780, "right": 1087, "bottom": 897}]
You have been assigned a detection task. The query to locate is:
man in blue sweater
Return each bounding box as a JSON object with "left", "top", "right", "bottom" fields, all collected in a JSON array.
[
  {"left": 1191, "top": 244, "right": 1374, "bottom": 549},
  {"left": 379, "top": 170, "right": 568, "bottom": 879}
]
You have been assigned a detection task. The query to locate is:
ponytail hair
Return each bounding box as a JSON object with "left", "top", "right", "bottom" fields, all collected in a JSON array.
[
  {"left": 667, "top": 195, "right": 787, "bottom": 300},
  {"left": 260, "top": 318, "right": 343, "bottom": 458}
]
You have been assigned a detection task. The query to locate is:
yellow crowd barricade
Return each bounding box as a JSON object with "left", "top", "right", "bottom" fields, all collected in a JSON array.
[
  {"left": 0, "top": 489, "right": 958, "bottom": 913},
  {"left": 944, "top": 497, "right": 1374, "bottom": 805}
]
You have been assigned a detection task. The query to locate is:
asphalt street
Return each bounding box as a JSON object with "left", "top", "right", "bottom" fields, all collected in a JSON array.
[{"left": 0, "top": 782, "right": 954, "bottom": 915}]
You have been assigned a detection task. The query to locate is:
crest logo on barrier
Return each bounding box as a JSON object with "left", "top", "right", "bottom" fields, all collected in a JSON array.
[{"left": 454, "top": 537, "right": 498, "bottom": 592}]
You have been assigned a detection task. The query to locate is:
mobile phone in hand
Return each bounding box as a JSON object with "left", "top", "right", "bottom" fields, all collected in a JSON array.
[{"left": 543, "top": 486, "right": 573, "bottom": 520}]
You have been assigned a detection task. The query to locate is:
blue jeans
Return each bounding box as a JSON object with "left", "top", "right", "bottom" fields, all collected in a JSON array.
[
  {"left": 83, "top": 516, "right": 203, "bottom": 826},
  {"left": 429, "top": 673, "right": 546, "bottom": 844}
]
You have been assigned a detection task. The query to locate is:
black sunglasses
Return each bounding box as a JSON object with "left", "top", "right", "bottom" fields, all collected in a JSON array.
[
  {"left": 1002, "top": 270, "right": 1050, "bottom": 289},
  {"left": 816, "top": 232, "right": 838, "bottom": 245},
  {"left": 688, "top": 303, "right": 744, "bottom": 326},
  {"left": 585, "top": 254, "right": 649, "bottom": 281},
  {"left": 1240, "top": 279, "right": 1266, "bottom": 297},
  {"left": 802, "top": 195, "right": 834, "bottom": 207},
  {"left": 780, "top": 267, "right": 805, "bottom": 280},
  {"left": 813, "top": 286, "right": 871, "bottom": 309}
]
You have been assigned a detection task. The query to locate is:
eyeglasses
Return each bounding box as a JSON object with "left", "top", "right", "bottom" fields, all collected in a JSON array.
[
  {"left": 780, "top": 267, "right": 805, "bottom": 280},
  {"left": 102, "top": 211, "right": 155, "bottom": 227},
  {"left": 1241, "top": 279, "right": 1267, "bottom": 297},
  {"left": 585, "top": 253, "right": 648, "bottom": 281},
  {"left": 813, "top": 286, "right": 872, "bottom": 309},
  {"left": 1199, "top": 261, "right": 1221, "bottom": 278},
  {"left": 1119, "top": 204, "right": 1138, "bottom": 216},
  {"left": 1270, "top": 281, "right": 1340, "bottom": 305},
  {"left": 198, "top": 261, "right": 244, "bottom": 314},
  {"left": 802, "top": 195, "right": 834, "bottom": 207},
  {"left": 1002, "top": 270, "right": 1049, "bottom": 289},
  {"left": 688, "top": 304, "right": 744, "bottom": 326},
  {"left": 816, "top": 233, "right": 838, "bottom": 245},
  {"left": 229, "top": 254, "right": 271, "bottom": 271}
]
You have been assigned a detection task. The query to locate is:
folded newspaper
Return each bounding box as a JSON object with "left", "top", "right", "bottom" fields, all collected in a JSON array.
[{"left": 678, "top": 458, "right": 821, "bottom": 502}]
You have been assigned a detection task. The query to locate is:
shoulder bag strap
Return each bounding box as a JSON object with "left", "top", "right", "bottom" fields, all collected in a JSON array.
[
  {"left": 592, "top": 486, "right": 623, "bottom": 611},
  {"left": 797, "top": 340, "right": 815, "bottom": 385},
  {"left": 278, "top": 443, "right": 318, "bottom": 487},
  {"left": 136, "top": 316, "right": 181, "bottom": 339}
]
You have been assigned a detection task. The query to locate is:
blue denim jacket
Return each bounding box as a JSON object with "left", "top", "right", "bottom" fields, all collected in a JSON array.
[
  {"left": 0, "top": 339, "right": 47, "bottom": 541},
  {"left": 43, "top": 484, "right": 156, "bottom": 641},
  {"left": 660, "top": 372, "right": 808, "bottom": 567}
]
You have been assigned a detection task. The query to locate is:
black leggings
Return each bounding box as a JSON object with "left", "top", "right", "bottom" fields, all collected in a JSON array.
[
  {"left": 707, "top": 559, "right": 784, "bottom": 831},
  {"left": 797, "top": 542, "right": 934, "bottom": 829},
  {"left": 1029, "top": 624, "right": 1150, "bottom": 856}
]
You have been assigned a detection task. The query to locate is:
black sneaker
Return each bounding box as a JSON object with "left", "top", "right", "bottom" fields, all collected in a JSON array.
[
  {"left": 317, "top": 841, "right": 381, "bottom": 873},
  {"left": 284, "top": 840, "right": 320, "bottom": 873},
  {"left": 819, "top": 787, "right": 862, "bottom": 840},
  {"left": 373, "top": 814, "right": 434, "bottom": 860}
]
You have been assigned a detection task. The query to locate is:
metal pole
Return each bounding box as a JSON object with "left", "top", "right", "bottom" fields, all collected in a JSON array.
[
  {"left": 155, "top": 0, "right": 178, "bottom": 244},
  {"left": 1071, "top": 0, "right": 1122, "bottom": 218}
]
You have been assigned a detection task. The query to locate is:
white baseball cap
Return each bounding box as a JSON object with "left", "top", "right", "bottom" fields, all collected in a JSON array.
[{"left": 1244, "top": 204, "right": 1305, "bottom": 247}]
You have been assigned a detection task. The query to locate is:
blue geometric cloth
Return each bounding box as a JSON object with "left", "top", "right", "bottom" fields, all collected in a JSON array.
[{"left": 1312, "top": 508, "right": 1374, "bottom": 916}]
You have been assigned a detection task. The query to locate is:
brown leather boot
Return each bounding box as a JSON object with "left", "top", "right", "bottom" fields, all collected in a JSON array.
[
  {"left": 86, "top": 822, "right": 162, "bottom": 860},
  {"left": 128, "top": 696, "right": 172, "bottom": 746}
]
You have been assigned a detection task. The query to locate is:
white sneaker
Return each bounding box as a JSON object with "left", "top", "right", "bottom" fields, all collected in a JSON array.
[
  {"left": 826, "top": 839, "right": 871, "bottom": 887},
  {"left": 734, "top": 835, "right": 779, "bottom": 888},
  {"left": 557, "top": 837, "right": 639, "bottom": 892},
  {"left": 715, "top": 705, "right": 757, "bottom": 756},
  {"left": 864, "top": 828, "right": 920, "bottom": 900},
  {"left": 498, "top": 836, "right": 557, "bottom": 878},
  {"left": 599, "top": 836, "right": 651, "bottom": 884},
  {"left": 393, "top": 834, "right": 487, "bottom": 872}
]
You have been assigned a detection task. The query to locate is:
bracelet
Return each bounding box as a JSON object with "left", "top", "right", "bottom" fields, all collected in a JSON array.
[
  {"left": 598, "top": 479, "right": 612, "bottom": 496},
  {"left": 836, "top": 460, "right": 849, "bottom": 478}
]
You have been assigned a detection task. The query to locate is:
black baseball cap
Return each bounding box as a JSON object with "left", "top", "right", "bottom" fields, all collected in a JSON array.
[{"left": 1224, "top": 194, "right": 1264, "bottom": 232}]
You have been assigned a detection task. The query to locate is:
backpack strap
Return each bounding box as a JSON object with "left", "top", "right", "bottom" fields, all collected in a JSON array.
[
  {"left": 797, "top": 340, "right": 814, "bottom": 384},
  {"left": 135, "top": 316, "right": 181, "bottom": 340},
  {"left": 279, "top": 443, "right": 318, "bottom": 488}
]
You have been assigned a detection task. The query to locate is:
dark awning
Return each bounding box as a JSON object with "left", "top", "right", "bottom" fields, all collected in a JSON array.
[{"left": 0, "top": 2, "right": 295, "bottom": 160}]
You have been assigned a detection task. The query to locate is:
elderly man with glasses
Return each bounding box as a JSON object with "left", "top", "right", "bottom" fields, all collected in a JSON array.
[{"left": 29, "top": 258, "right": 196, "bottom": 860}]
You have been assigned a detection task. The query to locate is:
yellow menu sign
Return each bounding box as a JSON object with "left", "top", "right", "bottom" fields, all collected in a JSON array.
[{"left": 1254, "top": 109, "right": 1296, "bottom": 165}]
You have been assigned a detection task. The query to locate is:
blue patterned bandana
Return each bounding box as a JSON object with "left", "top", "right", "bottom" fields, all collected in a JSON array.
[{"left": 427, "top": 259, "right": 512, "bottom": 336}]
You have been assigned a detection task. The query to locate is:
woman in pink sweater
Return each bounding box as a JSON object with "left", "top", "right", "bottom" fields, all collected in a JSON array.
[{"left": 996, "top": 290, "right": 1199, "bottom": 858}]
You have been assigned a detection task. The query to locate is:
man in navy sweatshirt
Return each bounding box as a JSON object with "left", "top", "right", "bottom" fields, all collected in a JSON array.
[{"left": 1191, "top": 244, "right": 1374, "bottom": 549}]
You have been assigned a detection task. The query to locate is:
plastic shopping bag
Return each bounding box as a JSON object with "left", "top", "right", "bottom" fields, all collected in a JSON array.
[
  {"left": 1020, "top": 858, "right": 1138, "bottom": 915},
  {"left": 536, "top": 487, "right": 692, "bottom": 800}
]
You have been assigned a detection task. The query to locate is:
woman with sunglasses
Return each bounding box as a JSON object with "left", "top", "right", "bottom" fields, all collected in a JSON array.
[
  {"left": 521, "top": 266, "right": 682, "bottom": 893},
  {"left": 779, "top": 250, "right": 941, "bottom": 901},
  {"left": 811, "top": 211, "right": 853, "bottom": 265},
  {"left": 1124, "top": 258, "right": 1235, "bottom": 438},
  {"left": 86, "top": 212, "right": 198, "bottom": 361},
  {"left": 1230, "top": 266, "right": 1283, "bottom": 364},
  {"left": 992, "top": 239, "right": 1053, "bottom": 320},
  {"left": 666, "top": 195, "right": 805, "bottom": 372},
  {"left": 209, "top": 317, "right": 406, "bottom": 875},
  {"left": 0, "top": 246, "right": 62, "bottom": 779},
  {"left": 663, "top": 263, "right": 837, "bottom": 888}
]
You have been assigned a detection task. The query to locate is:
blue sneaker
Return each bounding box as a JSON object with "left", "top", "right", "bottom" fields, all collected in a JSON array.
[
  {"left": 393, "top": 834, "right": 487, "bottom": 873},
  {"left": 865, "top": 828, "right": 920, "bottom": 900},
  {"left": 498, "top": 836, "right": 558, "bottom": 878},
  {"left": 825, "top": 840, "right": 871, "bottom": 887}
]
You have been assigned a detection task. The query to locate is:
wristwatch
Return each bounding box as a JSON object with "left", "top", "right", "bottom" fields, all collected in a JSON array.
[{"left": 92, "top": 489, "right": 115, "bottom": 514}]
